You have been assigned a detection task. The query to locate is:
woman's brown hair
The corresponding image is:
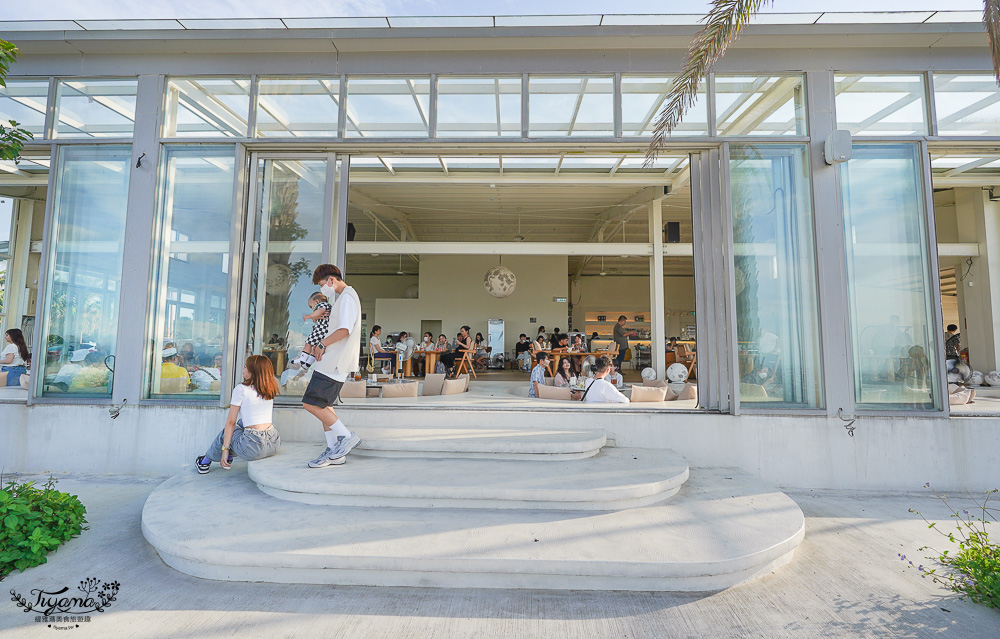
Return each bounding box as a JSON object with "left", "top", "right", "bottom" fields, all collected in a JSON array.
[
  {"left": 243, "top": 354, "right": 279, "bottom": 400},
  {"left": 5, "top": 329, "right": 29, "bottom": 363}
]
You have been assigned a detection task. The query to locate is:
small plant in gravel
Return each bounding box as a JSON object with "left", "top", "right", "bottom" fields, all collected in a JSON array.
[
  {"left": 0, "top": 474, "right": 88, "bottom": 581},
  {"left": 900, "top": 483, "right": 999, "bottom": 609}
]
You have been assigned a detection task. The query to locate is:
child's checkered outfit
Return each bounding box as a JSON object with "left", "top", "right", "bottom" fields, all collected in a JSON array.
[{"left": 305, "top": 302, "right": 332, "bottom": 347}]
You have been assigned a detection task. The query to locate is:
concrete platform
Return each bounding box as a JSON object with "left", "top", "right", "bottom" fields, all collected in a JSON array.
[
  {"left": 349, "top": 426, "right": 607, "bottom": 460},
  {"left": 248, "top": 443, "right": 688, "bottom": 510},
  {"left": 141, "top": 468, "right": 804, "bottom": 591}
]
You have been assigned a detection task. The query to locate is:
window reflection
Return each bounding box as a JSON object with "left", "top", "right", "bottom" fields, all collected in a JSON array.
[
  {"left": 835, "top": 74, "right": 928, "bottom": 136},
  {"left": 163, "top": 78, "right": 250, "bottom": 137},
  {"left": 528, "top": 75, "right": 614, "bottom": 137},
  {"left": 0, "top": 79, "right": 49, "bottom": 138},
  {"left": 621, "top": 75, "right": 708, "bottom": 137},
  {"left": 436, "top": 76, "right": 521, "bottom": 137},
  {"left": 255, "top": 77, "right": 340, "bottom": 137},
  {"left": 245, "top": 158, "right": 330, "bottom": 400},
  {"left": 148, "top": 147, "right": 235, "bottom": 398},
  {"left": 345, "top": 77, "right": 430, "bottom": 138},
  {"left": 54, "top": 79, "right": 137, "bottom": 138},
  {"left": 39, "top": 146, "right": 131, "bottom": 397},
  {"left": 716, "top": 75, "right": 806, "bottom": 136},
  {"left": 841, "top": 144, "right": 940, "bottom": 410},
  {"left": 730, "top": 144, "right": 822, "bottom": 408},
  {"left": 933, "top": 74, "right": 1000, "bottom": 136}
]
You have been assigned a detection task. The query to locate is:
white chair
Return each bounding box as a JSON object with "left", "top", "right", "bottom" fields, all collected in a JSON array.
[
  {"left": 340, "top": 380, "right": 366, "bottom": 398},
  {"left": 629, "top": 385, "right": 666, "bottom": 402},
  {"left": 382, "top": 381, "right": 418, "bottom": 398},
  {"left": 536, "top": 385, "right": 572, "bottom": 400},
  {"left": 422, "top": 373, "right": 446, "bottom": 396},
  {"left": 441, "top": 378, "right": 466, "bottom": 395}
]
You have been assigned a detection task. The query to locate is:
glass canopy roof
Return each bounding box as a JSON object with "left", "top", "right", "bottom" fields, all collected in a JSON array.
[{"left": 0, "top": 11, "right": 981, "bottom": 32}]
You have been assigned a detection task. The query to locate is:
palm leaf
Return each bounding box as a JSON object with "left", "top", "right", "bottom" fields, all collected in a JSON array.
[
  {"left": 986, "top": 0, "right": 1000, "bottom": 83},
  {"left": 645, "top": 0, "right": 770, "bottom": 166}
]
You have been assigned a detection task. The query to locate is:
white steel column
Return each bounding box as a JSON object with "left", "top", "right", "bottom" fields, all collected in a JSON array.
[
  {"left": 805, "top": 70, "right": 853, "bottom": 416},
  {"left": 649, "top": 198, "right": 666, "bottom": 379},
  {"left": 112, "top": 74, "right": 163, "bottom": 405}
]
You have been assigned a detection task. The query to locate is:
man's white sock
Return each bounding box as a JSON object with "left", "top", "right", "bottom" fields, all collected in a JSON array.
[
  {"left": 330, "top": 419, "right": 351, "bottom": 438},
  {"left": 324, "top": 429, "right": 338, "bottom": 449}
]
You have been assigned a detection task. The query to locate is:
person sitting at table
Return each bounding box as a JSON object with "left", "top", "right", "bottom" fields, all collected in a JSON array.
[
  {"left": 369, "top": 325, "right": 395, "bottom": 375},
  {"left": 436, "top": 334, "right": 450, "bottom": 351},
  {"left": 529, "top": 351, "right": 550, "bottom": 398},
  {"left": 441, "top": 326, "right": 473, "bottom": 377},
  {"left": 161, "top": 345, "right": 191, "bottom": 389},
  {"left": 414, "top": 332, "right": 434, "bottom": 375},
  {"left": 532, "top": 333, "right": 545, "bottom": 355},
  {"left": 553, "top": 356, "right": 577, "bottom": 389},
  {"left": 191, "top": 353, "right": 222, "bottom": 391},
  {"left": 581, "top": 356, "right": 629, "bottom": 404},
  {"left": 69, "top": 351, "right": 112, "bottom": 391},
  {"left": 608, "top": 362, "right": 624, "bottom": 388},
  {"left": 473, "top": 332, "right": 489, "bottom": 369},
  {"left": 536, "top": 326, "right": 546, "bottom": 340},
  {"left": 569, "top": 334, "right": 586, "bottom": 368},
  {"left": 515, "top": 334, "right": 532, "bottom": 371},
  {"left": 552, "top": 334, "right": 570, "bottom": 352}
]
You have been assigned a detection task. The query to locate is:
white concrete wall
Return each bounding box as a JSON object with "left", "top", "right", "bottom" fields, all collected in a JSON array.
[
  {"left": 373, "top": 255, "right": 568, "bottom": 353},
  {"left": 2, "top": 401, "right": 998, "bottom": 492}
]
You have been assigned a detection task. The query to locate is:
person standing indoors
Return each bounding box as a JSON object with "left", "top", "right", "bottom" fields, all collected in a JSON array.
[
  {"left": 613, "top": 315, "right": 636, "bottom": 370},
  {"left": 302, "top": 264, "right": 364, "bottom": 469}
]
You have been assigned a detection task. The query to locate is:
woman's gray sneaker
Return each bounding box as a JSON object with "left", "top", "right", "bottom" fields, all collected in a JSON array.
[{"left": 308, "top": 446, "right": 347, "bottom": 468}]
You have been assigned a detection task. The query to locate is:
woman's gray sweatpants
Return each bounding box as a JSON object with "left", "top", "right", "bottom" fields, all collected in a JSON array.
[{"left": 204, "top": 420, "right": 280, "bottom": 462}]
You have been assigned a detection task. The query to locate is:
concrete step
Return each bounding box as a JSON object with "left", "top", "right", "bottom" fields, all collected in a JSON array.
[
  {"left": 350, "top": 427, "right": 607, "bottom": 460},
  {"left": 248, "top": 443, "right": 688, "bottom": 510},
  {"left": 142, "top": 468, "right": 804, "bottom": 591}
]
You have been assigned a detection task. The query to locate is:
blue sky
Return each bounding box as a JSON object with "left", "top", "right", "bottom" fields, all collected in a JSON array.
[{"left": 2, "top": 0, "right": 985, "bottom": 21}]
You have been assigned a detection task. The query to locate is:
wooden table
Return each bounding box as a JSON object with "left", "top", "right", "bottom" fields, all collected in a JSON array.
[
  {"left": 413, "top": 350, "right": 443, "bottom": 377},
  {"left": 262, "top": 346, "right": 287, "bottom": 373}
]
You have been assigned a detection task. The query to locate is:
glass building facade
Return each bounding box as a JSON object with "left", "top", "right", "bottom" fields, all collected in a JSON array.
[{"left": 2, "top": 15, "right": 990, "bottom": 418}]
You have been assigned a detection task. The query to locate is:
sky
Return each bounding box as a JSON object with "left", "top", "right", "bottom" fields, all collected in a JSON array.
[{"left": 1, "top": 0, "right": 987, "bottom": 21}]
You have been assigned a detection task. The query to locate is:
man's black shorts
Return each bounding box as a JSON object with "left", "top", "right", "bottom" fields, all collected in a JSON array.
[{"left": 302, "top": 372, "right": 344, "bottom": 408}]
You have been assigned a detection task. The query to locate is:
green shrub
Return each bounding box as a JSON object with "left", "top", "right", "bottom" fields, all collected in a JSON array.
[
  {"left": 0, "top": 475, "right": 88, "bottom": 580},
  {"left": 903, "top": 484, "right": 999, "bottom": 609}
]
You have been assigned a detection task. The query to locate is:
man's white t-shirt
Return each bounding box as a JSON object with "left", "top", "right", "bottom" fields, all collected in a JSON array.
[
  {"left": 1, "top": 344, "right": 25, "bottom": 367},
  {"left": 311, "top": 288, "right": 360, "bottom": 382},
  {"left": 583, "top": 377, "right": 630, "bottom": 404}
]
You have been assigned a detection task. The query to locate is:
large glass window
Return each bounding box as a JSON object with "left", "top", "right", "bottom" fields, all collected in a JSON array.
[
  {"left": 38, "top": 146, "right": 131, "bottom": 398},
  {"left": 148, "top": 146, "right": 235, "bottom": 398},
  {"left": 345, "top": 77, "right": 430, "bottom": 138},
  {"left": 163, "top": 78, "right": 250, "bottom": 137},
  {"left": 436, "top": 76, "right": 521, "bottom": 137},
  {"left": 933, "top": 74, "right": 1000, "bottom": 136},
  {"left": 730, "top": 144, "right": 822, "bottom": 408},
  {"left": 528, "top": 75, "right": 614, "bottom": 137},
  {"left": 0, "top": 197, "right": 11, "bottom": 326},
  {"left": 840, "top": 144, "right": 941, "bottom": 410},
  {"left": 244, "top": 157, "right": 332, "bottom": 400},
  {"left": 255, "top": 77, "right": 340, "bottom": 137},
  {"left": 54, "top": 79, "right": 138, "bottom": 138},
  {"left": 835, "top": 74, "right": 928, "bottom": 136},
  {"left": 716, "top": 75, "right": 806, "bottom": 136},
  {"left": 621, "top": 75, "right": 708, "bottom": 136},
  {"left": 0, "top": 79, "right": 49, "bottom": 138}
]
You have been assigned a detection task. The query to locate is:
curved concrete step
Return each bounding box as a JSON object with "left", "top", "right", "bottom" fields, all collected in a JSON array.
[
  {"left": 142, "top": 469, "right": 805, "bottom": 592},
  {"left": 248, "top": 443, "right": 688, "bottom": 510},
  {"left": 351, "top": 427, "right": 607, "bottom": 460}
]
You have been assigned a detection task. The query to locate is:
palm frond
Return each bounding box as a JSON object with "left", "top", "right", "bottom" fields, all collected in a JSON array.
[
  {"left": 986, "top": 0, "right": 1000, "bottom": 84},
  {"left": 645, "top": 0, "right": 771, "bottom": 167}
]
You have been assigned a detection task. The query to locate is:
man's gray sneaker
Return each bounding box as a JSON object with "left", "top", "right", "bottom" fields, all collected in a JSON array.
[
  {"left": 307, "top": 446, "right": 347, "bottom": 468},
  {"left": 330, "top": 432, "right": 361, "bottom": 460}
]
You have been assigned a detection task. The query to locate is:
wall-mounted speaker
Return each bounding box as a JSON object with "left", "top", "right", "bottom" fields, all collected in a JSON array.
[
  {"left": 347, "top": 222, "right": 356, "bottom": 241},
  {"left": 664, "top": 221, "right": 680, "bottom": 243}
]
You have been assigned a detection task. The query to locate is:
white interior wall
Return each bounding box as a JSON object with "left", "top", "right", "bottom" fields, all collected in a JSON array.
[
  {"left": 952, "top": 188, "right": 1000, "bottom": 372},
  {"left": 373, "top": 255, "right": 568, "bottom": 353}
]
